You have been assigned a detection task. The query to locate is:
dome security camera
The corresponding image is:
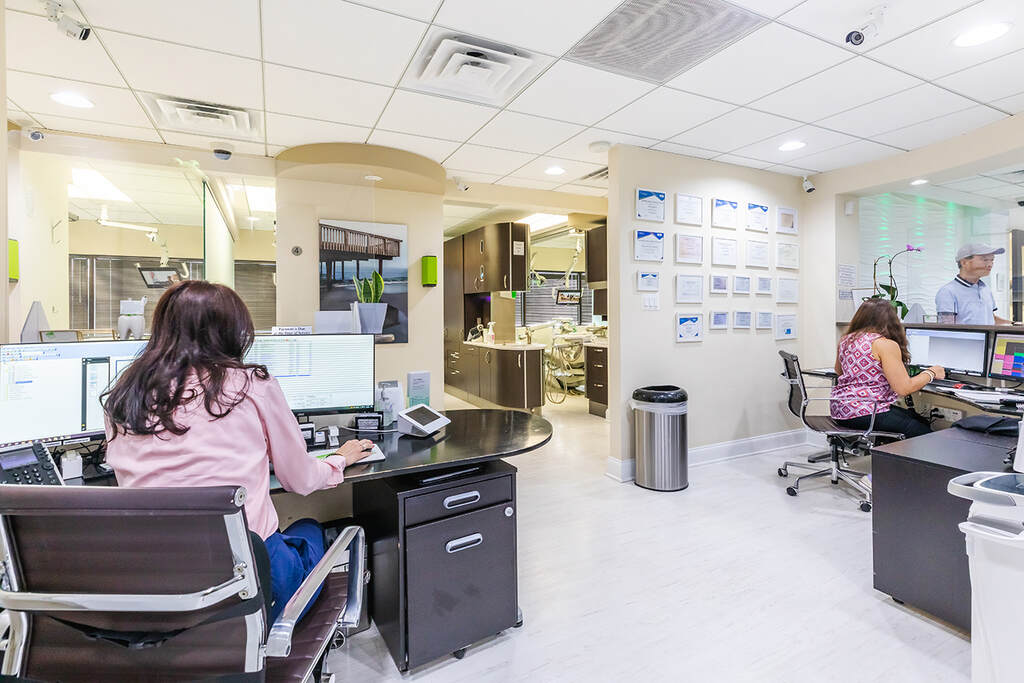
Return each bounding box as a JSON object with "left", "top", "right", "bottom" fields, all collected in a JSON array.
[
  {"left": 845, "top": 5, "right": 885, "bottom": 46},
  {"left": 212, "top": 144, "right": 233, "bottom": 161},
  {"left": 1017, "top": 199, "right": 1024, "bottom": 208},
  {"left": 802, "top": 176, "right": 816, "bottom": 194},
  {"left": 27, "top": 129, "right": 45, "bottom": 142}
]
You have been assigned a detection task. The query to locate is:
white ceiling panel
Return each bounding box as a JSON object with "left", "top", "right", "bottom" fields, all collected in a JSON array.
[
  {"left": 993, "top": 91, "right": 1024, "bottom": 114},
  {"left": 31, "top": 114, "right": 161, "bottom": 142},
  {"left": 6, "top": 71, "right": 150, "bottom": 126},
  {"left": 545, "top": 128, "right": 657, "bottom": 165},
  {"left": 650, "top": 142, "right": 718, "bottom": 159},
  {"left": 366, "top": 130, "right": 460, "bottom": 162},
  {"left": 938, "top": 176, "right": 1008, "bottom": 192},
  {"left": 936, "top": 49, "right": 1024, "bottom": 103},
  {"left": 159, "top": 132, "right": 267, "bottom": 157},
  {"left": 750, "top": 57, "right": 921, "bottom": 121},
  {"left": 123, "top": 189, "right": 200, "bottom": 203},
  {"left": 872, "top": 105, "right": 1006, "bottom": 148},
  {"left": 100, "top": 172, "right": 194, "bottom": 193},
  {"left": 816, "top": 84, "right": 978, "bottom": 139},
  {"left": 5, "top": 11, "right": 124, "bottom": 86},
  {"left": 376, "top": 90, "right": 497, "bottom": 141},
  {"left": 766, "top": 164, "right": 818, "bottom": 177},
  {"left": 729, "top": 125, "right": 857, "bottom": 164},
  {"left": 496, "top": 177, "right": 562, "bottom": 191},
  {"left": 867, "top": 0, "right": 1024, "bottom": 80},
  {"left": 468, "top": 111, "right": 583, "bottom": 154},
  {"left": 511, "top": 157, "right": 603, "bottom": 182},
  {"left": 445, "top": 169, "right": 503, "bottom": 184},
  {"left": 781, "top": 0, "right": 978, "bottom": 49},
  {"left": 712, "top": 154, "right": 774, "bottom": 169},
  {"left": 433, "top": 0, "right": 623, "bottom": 55},
  {"left": 264, "top": 64, "right": 392, "bottom": 127},
  {"left": 723, "top": 0, "right": 805, "bottom": 18},
  {"left": 670, "top": 108, "right": 800, "bottom": 153},
  {"left": 77, "top": 0, "right": 261, "bottom": 58},
  {"left": 102, "top": 33, "right": 263, "bottom": 109},
  {"left": 347, "top": 0, "right": 442, "bottom": 22},
  {"left": 508, "top": 61, "right": 655, "bottom": 126},
  {"left": 558, "top": 184, "right": 607, "bottom": 196},
  {"left": 974, "top": 183, "right": 1024, "bottom": 198},
  {"left": 265, "top": 113, "right": 370, "bottom": 147},
  {"left": 597, "top": 88, "right": 733, "bottom": 141},
  {"left": 666, "top": 24, "right": 850, "bottom": 105},
  {"left": 788, "top": 140, "right": 902, "bottom": 172},
  {"left": 262, "top": 0, "right": 426, "bottom": 85},
  {"left": 442, "top": 145, "right": 536, "bottom": 176}
]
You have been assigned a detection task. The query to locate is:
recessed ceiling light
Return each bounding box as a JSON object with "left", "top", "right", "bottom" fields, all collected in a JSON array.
[
  {"left": 364, "top": 174, "right": 383, "bottom": 182},
  {"left": 910, "top": 178, "right": 929, "bottom": 186},
  {"left": 544, "top": 166, "right": 566, "bottom": 176},
  {"left": 519, "top": 213, "right": 568, "bottom": 232},
  {"left": 778, "top": 140, "right": 806, "bottom": 152},
  {"left": 50, "top": 91, "right": 93, "bottom": 108},
  {"left": 954, "top": 23, "right": 1011, "bottom": 47}
]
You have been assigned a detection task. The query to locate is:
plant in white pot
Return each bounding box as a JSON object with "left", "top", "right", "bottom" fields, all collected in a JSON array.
[{"left": 352, "top": 271, "right": 387, "bottom": 334}]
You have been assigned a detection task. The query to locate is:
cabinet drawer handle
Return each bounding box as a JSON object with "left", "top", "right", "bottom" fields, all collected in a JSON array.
[
  {"left": 479, "top": 265, "right": 485, "bottom": 282},
  {"left": 479, "top": 239, "right": 484, "bottom": 254},
  {"left": 446, "top": 533, "right": 483, "bottom": 554},
  {"left": 504, "top": 274, "right": 508, "bottom": 289},
  {"left": 592, "top": 383, "right": 604, "bottom": 388},
  {"left": 593, "top": 363, "right": 604, "bottom": 368},
  {"left": 443, "top": 491, "right": 480, "bottom": 509},
  {"left": 517, "top": 354, "right": 522, "bottom": 369}
]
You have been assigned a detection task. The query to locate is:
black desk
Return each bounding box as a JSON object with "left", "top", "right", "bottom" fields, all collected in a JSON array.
[{"left": 871, "top": 428, "right": 1013, "bottom": 631}]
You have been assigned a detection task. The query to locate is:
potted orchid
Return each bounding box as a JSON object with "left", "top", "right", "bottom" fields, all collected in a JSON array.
[{"left": 866, "top": 244, "right": 922, "bottom": 319}]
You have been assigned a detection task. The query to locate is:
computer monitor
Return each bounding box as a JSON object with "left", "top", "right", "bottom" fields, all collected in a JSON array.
[
  {"left": 0, "top": 340, "right": 147, "bottom": 446},
  {"left": 245, "top": 334, "right": 375, "bottom": 415},
  {"left": 989, "top": 332, "right": 1024, "bottom": 381},
  {"left": 905, "top": 327, "right": 988, "bottom": 376}
]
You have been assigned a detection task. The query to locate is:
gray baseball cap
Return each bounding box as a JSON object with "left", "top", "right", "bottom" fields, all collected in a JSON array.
[{"left": 957, "top": 242, "right": 1005, "bottom": 263}]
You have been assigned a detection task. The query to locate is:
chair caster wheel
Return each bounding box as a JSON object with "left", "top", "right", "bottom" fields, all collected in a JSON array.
[
  {"left": 453, "top": 648, "right": 466, "bottom": 660},
  {"left": 777, "top": 468, "right": 787, "bottom": 477},
  {"left": 859, "top": 501, "right": 872, "bottom": 512},
  {"left": 786, "top": 486, "right": 798, "bottom": 496},
  {"left": 514, "top": 620, "right": 523, "bottom": 628}
]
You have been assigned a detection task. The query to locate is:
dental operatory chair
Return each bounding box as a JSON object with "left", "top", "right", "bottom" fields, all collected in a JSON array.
[{"left": 0, "top": 485, "right": 366, "bottom": 682}]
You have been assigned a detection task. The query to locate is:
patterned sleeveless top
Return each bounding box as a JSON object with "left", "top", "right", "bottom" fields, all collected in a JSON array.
[{"left": 831, "top": 332, "right": 899, "bottom": 420}]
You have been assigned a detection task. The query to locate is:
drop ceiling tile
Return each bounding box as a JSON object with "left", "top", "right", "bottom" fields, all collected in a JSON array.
[
  {"left": 30, "top": 114, "right": 161, "bottom": 142},
  {"left": 159, "top": 132, "right": 266, "bottom": 156},
  {"left": 936, "top": 49, "right": 1024, "bottom": 103},
  {"left": 366, "top": 130, "right": 461, "bottom": 162},
  {"left": 262, "top": 0, "right": 426, "bottom": 85},
  {"left": 781, "top": 0, "right": 977, "bottom": 49},
  {"left": 671, "top": 108, "right": 801, "bottom": 153},
  {"left": 509, "top": 61, "right": 655, "bottom": 126},
  {"left": 126, "top": 189, "right": 199, "bottom": 204},
  {"left": 573, "top": 173, "right": 608, "bottom": 188},
  {"left": 816, "top": 84, "right": 978, "bottom": 139},
  {"left": 102, "top": 33, "right": 262, "bottom": 109},
  {"left": 468, "top": 112, "right": 583, "bottom": 154},
  {"left": 788, "top": 140, "right": 902, "bottom": 171},
  {"left": 766, "top": 164, "right": 818, "bottom": 177},
  {"left": 496, "top": 177, "right": 562, "bottom": 191},
  {"left": 76, "top": 0, "right": 260, "bottom": 58},
  {"left": 443, "top": 145, "right": 536, "bottom": 176},
  {"left": 546, "top": 128, "right": 658, "bottom": 164},
  {"left": 6, "top": 72, "right": 150, "bottom": 126},
  {"left": 650, "top": 142, "right": 718, "bottom": 159},
  {"left": 939, "top": 176, "right": 1009, "bottom": 192},
  {"left": 511, "top": 157, "right": 603, "bottom": 183},
  {"left": 100, "top": 172, "right": 194, "bottom": 194},
  {"left": 730, "top": 125, "right": 857, "bottom": 164},
  {"left": 264, "top": 64, "right": 391, "bottom": 127},
  {"left": 445, "top": 169, "right": 503, "bottom": 184},
  {"left": 666, "top": 24, "right": 850, "bottom": 105},
  {"left": 993, "top": 91, "right": 1024, "bottom": 113},
  {"left": 712, "top": 154, "right": 774, "bottom": 169},
  {"left": 433, "top": 0, "right": 623, "bottom": 55},
  {"left": 872, "top": 105, "right": 1006, "bottom": 148},
  {"left": 598, "top": 88, "right": 734, "bottom": 140},
  {"left": 140, "top": 201, "right": 204, "bottom": 215},
  {"left": 265, "top": 113, "right": 370, "bottom": 147},
  {"left": 724, "top": 0, "right": 805, "bottom": 17},
  {"left": 376, "top": 90, "right": 497, "bottom": 142},
  {"left": 5, "top": 11, "right": 124, "bottom": 86},
  {"left": 559, "top": 184, "right": 607, "bottom": 196},
  {"left": 750, "top": 57, "right": 921, "bottom": 122},
  {"left": 868, "top": 0, "right": 1024, "bottom": 80},
  {"left": 346, "top": 0, "right": 442, "bottom": 22},
  {"left": 974, "top": 183, "right": 1024, "bottom": 198}
]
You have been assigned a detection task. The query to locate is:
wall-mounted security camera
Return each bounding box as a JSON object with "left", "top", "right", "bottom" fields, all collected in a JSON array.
[
  {"left": 845, "top": 5, "right": 886, "bottom": 46},
  {"left": 1017, "top": 199, "right": 1024, "bottom": 208},
  {"left": 802, "top": 176, "right": 816, "bottom": 194},
  {"left": 211, "top": 143, "right": 233, "bottom": 161},
  {"left": 453, "top": 178, "right": 470, "bottom": 192},
  {"left": 26, "top": 129, "right": 45, "bottom": 142},
  {"left": 43, "top": 1, "right": 90, "bottom": 41}
]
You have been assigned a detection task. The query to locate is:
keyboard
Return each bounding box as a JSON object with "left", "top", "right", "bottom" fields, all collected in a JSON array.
[
  {"left": 930, "top": 378, "right": 983, "bottom": 389},
  {"left": 947, "top": 389, "right": 1007, "bottom": 404},
  {"left": 309, "top": 443, "right": 385, "bottom": 465}
]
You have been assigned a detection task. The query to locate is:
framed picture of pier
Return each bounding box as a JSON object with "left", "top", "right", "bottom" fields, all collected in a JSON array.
[{"left": 319, "top": 220, "right": 408, "bottom": 343}]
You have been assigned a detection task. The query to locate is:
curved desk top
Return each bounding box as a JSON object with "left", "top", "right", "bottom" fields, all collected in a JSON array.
[{"left": 272, "top": 409, "right": 552, "bottom": 490}]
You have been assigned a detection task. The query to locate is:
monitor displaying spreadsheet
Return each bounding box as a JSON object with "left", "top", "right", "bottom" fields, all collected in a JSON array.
[
  {"left": 905, "top": 327, "right": 988, "bottom": 376},
  {"left": 989, "top": 332, "right": 1024, "bottom": 380}
]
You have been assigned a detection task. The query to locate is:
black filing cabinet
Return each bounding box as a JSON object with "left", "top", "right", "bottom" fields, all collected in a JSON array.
[{"left": 354, "top": 461, "right": 519, "bottom": 671}]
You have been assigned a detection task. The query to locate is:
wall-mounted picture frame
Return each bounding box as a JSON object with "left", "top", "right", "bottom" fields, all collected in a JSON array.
[
  {"left": 712, "top": 198, "right": 738, "bottom": 229},
  {"left": 746, "top": 240, "right": 770, "bottom": 269},
  {"left": 710, "top": 274, "right": 729, "bottom": 294},
  {"left": 675, "top": 233, "right": 703, "bottom": 264},
  {"left": 712, "top": 237, "right": 738, "bottom": 266},
  {"left": 676, "top": 274, "right": 703, "bottom": 304},
  {"left": 734, "top": 311, "right": 752, "bottom": 329},
  {"left": 756, "top": 311, "right": 773, "bottom": 330},
  {"left": 709, "top": 311, "right": 730, "bottom": 330},
  {"left": 556, "top": 290, "right": 581, "bottom": 304},
  {"left": 755, "top": 275, "right": 774, "bottom": 295},
  {"left": 733, "top": 275, "right": 751, "bottom": 295},
  {"left": 746, "top": 202, "right": 769, "bottom": 232},
  {"left": 777, "top": 206, "right": 798, "bottom": 235},
  {"left": 676, "top": 313, "right": 703, "bottom": 343},
  {"left": 675, "top": 193, "right": 703, "bottom": 226}
]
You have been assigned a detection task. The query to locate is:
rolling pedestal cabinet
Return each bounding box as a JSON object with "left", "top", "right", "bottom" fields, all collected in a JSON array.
[{"left": 354, "top": 461, "right": 520, "bottom": 671}]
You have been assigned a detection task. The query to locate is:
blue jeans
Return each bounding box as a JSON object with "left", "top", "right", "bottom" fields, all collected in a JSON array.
[{"left": 264, "top": 518, "right": 326, "bottom": 624}]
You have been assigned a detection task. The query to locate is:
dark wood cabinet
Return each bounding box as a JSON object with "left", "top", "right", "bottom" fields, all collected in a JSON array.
[
  {"left": 479, "top": 348, "right": 495, "bottom": 403},
  {"left": 463, "top": 223, "right": 528, "bottom": 293},
  {"left": 493, "top": 349, "right": 525, "bottom": 409},
  {"left": 585, "top": 345, "right": 608, "bottom": 417},
  {"left": 585, "top": 224, "right": 607, "bottom": 284},
  {"left": 592, "top": 288, "right": 607, "bottom": 317},
  {"left": 461, "top": 344, "right": 479, "bottom": 397},
  {"left": 443, "top": 236, "right": 464, "bottom": 346}
]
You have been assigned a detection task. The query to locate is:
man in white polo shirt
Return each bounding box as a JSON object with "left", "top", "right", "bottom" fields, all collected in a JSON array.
[{"left": 935, "top": 243, "right": 1013, "bottom": 325}]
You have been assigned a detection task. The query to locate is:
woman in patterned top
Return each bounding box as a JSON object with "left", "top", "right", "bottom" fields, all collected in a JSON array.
[{"left": 830, "top": 298, "right": 942, "bottom": 438}]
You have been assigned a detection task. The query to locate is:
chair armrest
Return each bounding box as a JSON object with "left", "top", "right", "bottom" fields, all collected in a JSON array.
[{"left": 265, "top": 526, "right": 366, "bottom": 658}]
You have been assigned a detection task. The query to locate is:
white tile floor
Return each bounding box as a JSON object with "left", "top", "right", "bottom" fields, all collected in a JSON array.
[{"left": 329, "top": 395, "right": 970, "bottom": 682}]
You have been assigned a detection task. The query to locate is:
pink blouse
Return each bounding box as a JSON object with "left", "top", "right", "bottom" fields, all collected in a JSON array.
[
  {"left": 105, "top": 369, "right": 346, "bottom": 539},
  {"left": 831, "top": 332, "right": 900, "bottom": 420}
]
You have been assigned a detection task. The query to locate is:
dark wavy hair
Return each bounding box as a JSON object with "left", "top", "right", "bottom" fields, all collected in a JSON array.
[
  {"left": 103, "top": 280, "right": 268, "bottom": 438},
  {"left": 844, "top": 297, "right": 911, "bottom": 364}
]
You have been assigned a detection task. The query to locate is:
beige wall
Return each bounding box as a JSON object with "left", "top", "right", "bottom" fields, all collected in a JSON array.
[
  {"left": 275, "top": 178, "right": 444, "bottom": 406},
  {"left": 7, "top": 149, "right": 70, "bottom": 339},
  {"left": 607, "top": 145, "right": 807, "bottom": 478},
  {"left": 69, "top": 220, "right": 275, "bottom": 261}
]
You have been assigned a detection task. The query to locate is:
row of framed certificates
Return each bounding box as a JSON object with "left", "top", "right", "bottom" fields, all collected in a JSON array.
[
  {"left": 638, "top": 272, "right": 799, "bottom": 303},
  {"left": 635, "top": 189, "right": 798, "bottom": 235},
  {"left": 635, "top": 231, "right": 799, "bottom": 270}
]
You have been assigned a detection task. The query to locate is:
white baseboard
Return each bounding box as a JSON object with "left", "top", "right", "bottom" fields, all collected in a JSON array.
[{"left": 605, "top": 428, "right": 824, "bottom": 482}]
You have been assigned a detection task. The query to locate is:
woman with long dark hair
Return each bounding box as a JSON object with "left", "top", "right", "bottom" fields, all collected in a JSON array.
[
  {"left": 104, "top": 280, "right": 373, "bottom": 622},
  {"left": 830, "top": 297, "right": 942, "bottom": 438}
]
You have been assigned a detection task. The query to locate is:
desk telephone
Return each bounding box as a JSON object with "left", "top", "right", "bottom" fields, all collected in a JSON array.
[{"left": 0, "top": 442, "right": 64, "bottom": 486}]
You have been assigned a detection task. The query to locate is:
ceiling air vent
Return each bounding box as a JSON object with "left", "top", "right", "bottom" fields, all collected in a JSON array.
[
  {"left": 581, "top": 167, "right": 609, "bottom": 182},
  {"left": 403, "top": 27, "right": 548, "bottom": 106},
  {"left": 141, "top": 94, "right": 263, "bottom": 140},
  {"left": 567, "top": 0, "right": 766, "bottom": 83}
]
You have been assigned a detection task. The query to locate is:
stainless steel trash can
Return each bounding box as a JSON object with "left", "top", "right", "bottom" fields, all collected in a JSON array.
[{"left": 631, "top": 385, "right": 688, "bottom": 491}]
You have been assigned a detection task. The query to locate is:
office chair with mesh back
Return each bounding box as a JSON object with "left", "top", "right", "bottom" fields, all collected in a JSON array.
[
  {"left": 0, "top": 485, "right": 366, "bottom": 683},
  {"left": 776, "top": 350, "right": 905, "bottom": 512}
]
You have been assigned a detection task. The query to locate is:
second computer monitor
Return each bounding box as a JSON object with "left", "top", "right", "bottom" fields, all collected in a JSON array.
[
  {"left": 989, "top": 332, "right": 1024, "bottom": 381},
  {"left": 905, "top": 327, "right": 988, "bottom": 376}
]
